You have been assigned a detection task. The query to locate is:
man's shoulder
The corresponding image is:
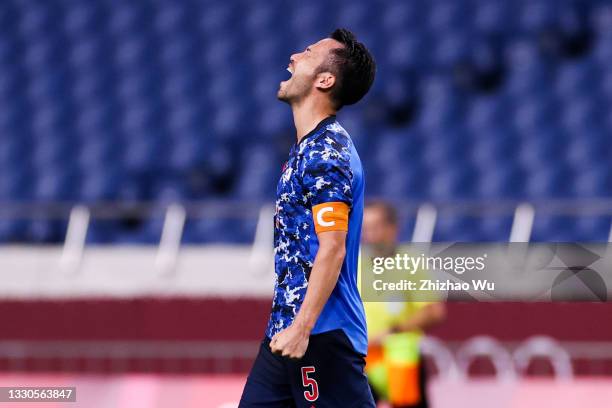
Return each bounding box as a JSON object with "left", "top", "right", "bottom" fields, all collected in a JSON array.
[
  {"left": 298, "top": 122, "right": 353, "bottom": 163},
  {"left": 318, "top": 121, "right": 352, "bottom": 146}
]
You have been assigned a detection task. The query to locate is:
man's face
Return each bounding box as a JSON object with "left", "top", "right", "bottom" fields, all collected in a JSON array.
[
  {"left": 362, "top": 207, "right": 398, "bottom": 253},
  {"left": 277, "top": 38, "right": 341, "bottom": 104}
]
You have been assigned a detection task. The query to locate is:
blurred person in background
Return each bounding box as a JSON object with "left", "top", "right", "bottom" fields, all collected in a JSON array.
[{"left": 361, "top": 201, "right": 446, "bottom": 408}]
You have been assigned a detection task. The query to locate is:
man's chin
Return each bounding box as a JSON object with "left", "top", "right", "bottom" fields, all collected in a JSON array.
[{"left": 277, "top": 88, "right": 290, "bottom": 103}]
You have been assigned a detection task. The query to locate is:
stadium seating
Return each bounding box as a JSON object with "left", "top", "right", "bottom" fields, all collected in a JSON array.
[{"left": 0, "top": 0, "right": 611, "bottom": 243}]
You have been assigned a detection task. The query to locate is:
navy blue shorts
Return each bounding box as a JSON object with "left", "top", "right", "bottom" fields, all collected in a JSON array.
[{"left": 239, "top": 329, "right": 375, "bottom": 407}]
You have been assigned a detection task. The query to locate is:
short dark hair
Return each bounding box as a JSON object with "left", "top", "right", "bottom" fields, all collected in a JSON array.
[
  {"left": 365, "top": 200, "right": 398, "bottom": 227},
  {"left": 321, "top": 28, "right": 376, "bottom": 110}
]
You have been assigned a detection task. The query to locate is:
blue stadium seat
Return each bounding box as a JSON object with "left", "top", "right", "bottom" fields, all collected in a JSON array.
[
  {"left": 433, "top": 214, "right": 513, "bottom": 242},
  {"left": 384, "top": 33, "right": 424, "bottom": 70},
  {"left": 183, "top": 217, "right": 256, "bottom": 244},
  {"left": 0, "top": 219, "right": 28, "bottom": 243},
  {"left": 381, "top": 1, "right": 421, "bottom": 35},
  {"left": 518, "top": 0, "right": 559, "bottom": 34},
  {"left": 431, "top": 32, "right": 472, "bottom": 68},
  {"left": 554, "top": 59, "right": 599, "bottom": 97},
  {"left": 0, "top": 0, "right": 610, "bottom": 243},
  {"left": 531, "top": 215, "right": 611, "bottom": 242},
  {"left": 591, "top": 3, "right": 612, "bottom": 35},
  {"left": 26, "top": 219, "right": 67, "bottom": 243},
  {"left": 473, "top": 0, "right": 514, "bottom": 34},
  {"left": 476, "top": 165, "right": 526, "bottom": 199}
]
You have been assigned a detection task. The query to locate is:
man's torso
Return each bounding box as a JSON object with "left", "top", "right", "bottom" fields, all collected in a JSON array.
[{"left": 266, "top": 116, "right": 368, "bottom": 355}]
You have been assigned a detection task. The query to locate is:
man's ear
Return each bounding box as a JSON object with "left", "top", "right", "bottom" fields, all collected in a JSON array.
[{"left": 315, "top": 72, "right": 336, "bottom": 90}]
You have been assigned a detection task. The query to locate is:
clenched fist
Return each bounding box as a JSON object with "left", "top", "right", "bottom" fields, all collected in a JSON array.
[{"left": 270, "top": 323, "right": 310, "bottom": 359}]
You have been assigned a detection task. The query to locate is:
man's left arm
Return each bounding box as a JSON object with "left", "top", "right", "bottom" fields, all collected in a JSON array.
[{"left": 270, "top": 230, "right": 346, "bottom": 358}]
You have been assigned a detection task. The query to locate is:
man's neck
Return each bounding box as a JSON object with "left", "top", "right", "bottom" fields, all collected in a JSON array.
[{"left": 291, "top": 97, "right": 336, "bottom": 144}]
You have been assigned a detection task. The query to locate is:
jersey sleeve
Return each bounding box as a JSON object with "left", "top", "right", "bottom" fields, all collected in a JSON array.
[{"left": 301, "top": 134, "right": 353, "bottom": 233}]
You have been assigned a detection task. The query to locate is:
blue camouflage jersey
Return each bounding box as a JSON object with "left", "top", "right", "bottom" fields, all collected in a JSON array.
[{"left": 265, "top": 115, "right": 368, "bottom": 356}]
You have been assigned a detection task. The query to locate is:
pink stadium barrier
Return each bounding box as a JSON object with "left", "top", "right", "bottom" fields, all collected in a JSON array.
[{"left": 0, "top": 374, "right": 610, "bottom": 408}]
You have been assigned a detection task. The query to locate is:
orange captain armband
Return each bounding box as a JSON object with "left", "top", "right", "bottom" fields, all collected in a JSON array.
[{"left": 312, "top": 202, "right": 349, "bottom": 233}]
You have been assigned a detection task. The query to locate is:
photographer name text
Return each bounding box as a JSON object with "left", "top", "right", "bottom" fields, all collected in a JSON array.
[{"left": 372, "top": 279, "right": 495, "bottom": 292}]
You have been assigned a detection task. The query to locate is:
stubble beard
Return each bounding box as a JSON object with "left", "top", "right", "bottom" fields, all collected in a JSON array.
[
  {"left": 277, "top": 85, "right": 290, "bottom": 103},
  {"left": 277, "top": 75, "right": 312, "bottom": 105}
]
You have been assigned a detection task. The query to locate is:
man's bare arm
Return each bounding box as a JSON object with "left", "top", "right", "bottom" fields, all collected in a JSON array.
[{"left": 293, "top": 230, "right": 346, "bottom": 332}]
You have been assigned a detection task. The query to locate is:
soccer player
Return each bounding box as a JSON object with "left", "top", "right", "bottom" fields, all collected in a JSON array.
[
  {"left": 361, "top": 201, "right": 446, "bottom": 408},
  {"left": 239, "top": 29, "right": 376, "bottom": 407}
]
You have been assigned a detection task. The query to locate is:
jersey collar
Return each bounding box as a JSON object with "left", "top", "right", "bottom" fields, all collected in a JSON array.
[{"left": 296, "top": 115, "right": 337, "bottom": 147}]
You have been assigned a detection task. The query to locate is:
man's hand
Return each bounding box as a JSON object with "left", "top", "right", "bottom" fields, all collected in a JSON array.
[{"left": 270, "top": 323, "right": 310, "bottom": 359}]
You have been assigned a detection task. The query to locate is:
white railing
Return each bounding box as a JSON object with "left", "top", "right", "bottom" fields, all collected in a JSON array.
[
  {"left": 155, "top": 203, "right": 187, "bottom": 276},
  {"left": 59, "top": 205, "right": 90, "bottom": 274},
  {"left": 0, "top": 200, "right": 611, "bottom": 279}
]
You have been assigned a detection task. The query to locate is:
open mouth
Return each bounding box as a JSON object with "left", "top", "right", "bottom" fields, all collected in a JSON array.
[{"left": 280, "top": 65, "right": 293, "bottom": 86}]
